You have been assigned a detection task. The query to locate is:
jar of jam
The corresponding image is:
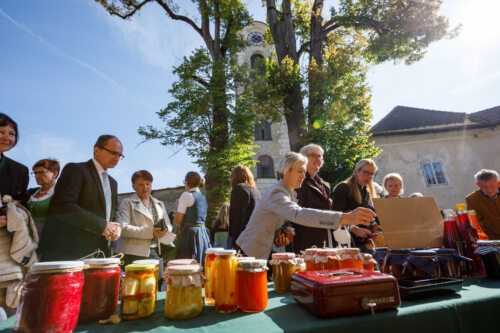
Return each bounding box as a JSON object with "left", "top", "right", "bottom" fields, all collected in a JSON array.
[
  {"left": 164, "top": 264, "right": 203, "bottom": 320},
  {"left": 270, "top": 252, "right": 297, "bottom": 293},
  {"left": 79, "top": 258, "right": 121, "bottom": 323},
  {"left": 436, "top": 248, "right": 471, "bottom": 278},
  {"left": 203, "top": 248, "right": 224, "bottom": 306},
  {"left": 337, "top": 248, "right": 363, "bottom": 270},
  {"left": 121, "top": 263, "right": 156, "bottom": 320},
  {"left": 362, "top": 254, "right": 376, "bottom": 272},
  {"left": 325, "top": 249, "right": 340, "bottom": 269},
  {"left": 407, "top": 249, "right": 440, "bottom": 278},
  {"left": 386, "top": 248, "right": 411, "bottom": 278},
  {"left": 373, "top": 247, "right": 390, "bottom": 273},
  {"left": 475, "top": 240, "right": 500, "bottom": 278},
  {"left": 133, "top": 259, "right": 161, "bottom": 292},
  {"left": 236, "top": 259, "right": 268, "bottom": 312},
  {"left": 215, "top": 249, "right": 238, "bottom": 313},
  {"left": 314, "top": 249, "right": 328, "bottom": 270},
  {"left": 15, "top": 261, "right": 85, "bottom": 333},
  {"left": 303, "top": 247, "right": 318, "bottom": 271}
]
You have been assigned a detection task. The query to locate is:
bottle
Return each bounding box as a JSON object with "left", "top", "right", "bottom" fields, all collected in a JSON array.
[
  {"left": 443, "top": 208, "right": 470, "bottom": 277},
  {"left": 467, "top": 210, "right": 488, "bottom": 240},
  {"left": 455, "top": 204, "right": 485, "bottom": 275}
]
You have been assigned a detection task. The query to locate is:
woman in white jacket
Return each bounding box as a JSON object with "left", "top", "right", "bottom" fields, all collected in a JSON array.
[
  {"left": 116, "top": 170, "right": 174, "bottom": 267},
  {"left": 236, "top": 152, "right": 376, "bottom": 260}
]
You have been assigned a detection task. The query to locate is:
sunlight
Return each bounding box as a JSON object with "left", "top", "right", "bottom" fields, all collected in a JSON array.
[{"left": 455, "top": 0, "right": 500, "bottom": 46}]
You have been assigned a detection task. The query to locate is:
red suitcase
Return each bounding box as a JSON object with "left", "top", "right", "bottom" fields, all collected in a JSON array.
[{"left": 291, "top": 269, "right": 400, "bottom": 318}]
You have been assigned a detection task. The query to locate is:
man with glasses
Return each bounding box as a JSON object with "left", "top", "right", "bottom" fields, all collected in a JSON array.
[{"left": 39, "top": 135, "right": 123, "bottom": 261}]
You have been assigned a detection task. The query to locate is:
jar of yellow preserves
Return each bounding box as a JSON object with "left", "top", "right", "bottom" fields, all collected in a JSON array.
[
  {"left": 121, "top": 264, "right": 156, "bottom": 320},
  {"left": 215, "top": 249, "right": 238, "bottom": 313},
  {"left": 270, "top": 252, "right": 297, "bottom": 293},
  {"left": 164, "top": 264, "right": 203, "bottom": 320}
]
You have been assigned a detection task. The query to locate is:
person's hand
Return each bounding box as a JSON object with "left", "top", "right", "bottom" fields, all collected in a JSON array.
[
  {"left": 350, "top": 225, "right": 373, "bottom": 238},
  {"left": 274, "top": 233, "right": 290, "bottom": 247},
  {"left": 102, "top": 222, "right": 121, "bottom": 241},
  {"left": 340, "top": 207, "right": 376, "bottom": 226},
  {"left": 0, "top": 215, "right": 7, "bottom": 228},
  {"left": 153, "top": 227, "right": 166, "bottom": 239}
]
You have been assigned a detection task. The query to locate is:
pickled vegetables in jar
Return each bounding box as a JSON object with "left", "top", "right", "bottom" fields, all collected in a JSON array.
[
  {"left": 164, "top": 264, "right": 203, "bottom": 320},
  {"left": 236, "top": 260, "right": 268, "bottom": 313},
  {"left": 270, "top": 252, "right": 297, "bottom": 293},
  {"left": 167, "top": 258, "right": 198, "bottom": 267},
  {"left": 121, "top": 264, "right": 156, "bottom": 320},
  {"left": 132, "top": 259, "right": 161, "bottom": 292},
  {"left": 203, "top": 248, "right": 223, "bottom": 306},
  {"left": 215, "top": 249, "right": 238, "bottom": 313}
]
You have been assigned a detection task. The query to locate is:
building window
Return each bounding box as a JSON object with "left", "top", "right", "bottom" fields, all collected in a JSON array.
[
  {"left": 250, "top": 54, "right": 264, "bottom": 70},
  {"left": 257, "top": 155, "right": 275, "bottom": 179},
  {"left": 255, "top": 121, "right": 272, "bottom": 141},
  {"left": 421, "top": 161, "right": 448, "bottom": 186}
]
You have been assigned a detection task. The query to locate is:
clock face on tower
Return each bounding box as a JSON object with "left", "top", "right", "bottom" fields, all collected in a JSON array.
[{"left": 247, "top": 31, "right": 264, "bottom": 46}]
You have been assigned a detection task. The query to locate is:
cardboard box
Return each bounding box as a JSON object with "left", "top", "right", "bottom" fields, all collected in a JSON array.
[{"left": 372, "top": 197, "right": 444, "bottom": 249}]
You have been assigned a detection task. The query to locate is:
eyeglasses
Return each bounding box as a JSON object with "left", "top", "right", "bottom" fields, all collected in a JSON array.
[
  {"left": 31, "top": 170, "right": 51, "bottom": 176},
  {"left": 359, "top": 169, "right": 375, "bottom": 177},
  {"left": 308, "top": 153, "right": 323, "bottom": 159},
  {"left": 98, "top": 145, "right": 125, "bottom": 159}
]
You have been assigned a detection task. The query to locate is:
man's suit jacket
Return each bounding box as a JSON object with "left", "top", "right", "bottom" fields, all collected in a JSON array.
[
  {"left": 466, "top": 188, "right": 500, "bottom": 240},
  {"left": 0, "top": 155, "right": 29, "bottom": 207},
  {"left": 39, "top": 160, "right": 118, "bottom": 260}
]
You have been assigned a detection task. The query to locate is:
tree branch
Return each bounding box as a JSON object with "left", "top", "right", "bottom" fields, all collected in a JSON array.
[
  {"left": 297, "top": 41, "right": 310, "bottom": 57},
  {"left": 98, "top": 0, "right": 152, "bottom": 19},
  {"left": 154, "top": 0, "right": 203, "bottom": 36}
]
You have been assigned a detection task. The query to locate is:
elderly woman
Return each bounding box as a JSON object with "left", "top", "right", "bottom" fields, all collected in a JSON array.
[
  {"left": 236, "top": 152, "right": 375, "bottom": 260},
  {"left": 27, "top": 159, "right": 60, "bottom": 238},
  {"left": 229, "top": 165, "right": 261, "bottom": 249},
  {"left": 116, "top": 170, "right": 174, "bottom": 267},
  {"left": 382, "top": 173, "right": 404, "bottom": 198},
  {"left": 175, "top": 171, "right": 211, "bottom": 265}
]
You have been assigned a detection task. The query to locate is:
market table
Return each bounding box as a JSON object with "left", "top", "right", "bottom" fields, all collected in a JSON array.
[{"left": 1, "top": 276, "right": 499, "bottom": 333}]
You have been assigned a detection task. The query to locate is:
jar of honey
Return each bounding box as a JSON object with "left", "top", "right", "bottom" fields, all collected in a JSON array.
[
  {"left": 407, "top": 249, "right": 440, "bottom": 278},
  {"left": 270, "top": 252, "right": 297, "bottom": 293},
  {"left": 236, "top": 259, "right": 268, "bottom": 312},
  {"left": 121, "top": 263, "right": 157, "bottom": 320},
  {"left": 214, "top": 249, "right": 238, "bottom": 313},
  {"left": 436, "top": 248, "right": 471, "bottom": 278},
  {"left": 164, "top": 264, "right": 203, "bottom": 320},
  {"left": 362, "top": 254, "right": 376, "bottom": 272},
  {"left": 337, "top": 248, "right": 363, "bottom": 270},
  {"left": 303, "top": 247, "right": 318, "bottom": 271},
  {"left": 15, "top": 261, "right": 85, "bottom": 333},
  {"left": 386, "top": 248, "right": 411, "bottom": 278},
  {"left": 203, "top": 248, "right": 224, "bottom": 306},
  {"left": 79, "top": 258, "right": 121, "bottom": 323}
]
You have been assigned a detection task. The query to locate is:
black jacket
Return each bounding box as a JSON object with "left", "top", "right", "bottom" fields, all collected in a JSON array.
[
  {"left": 229, "top": 183, "right": 261, "bottom": 248},
  {"left": 0, "top": 154, "right": 29, "bottom": 207}
]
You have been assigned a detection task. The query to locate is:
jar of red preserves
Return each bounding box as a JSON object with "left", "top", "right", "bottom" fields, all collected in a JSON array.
[
  {"left": 362, "top": 253, "right": 376, "bottom": 272},
  {"left": 78, "top": 258, "right": 121, "bottom": 323},
  {"left": 337, "top": 248, "right": 363, "bottom": 270},
  {"left": 236, "top": 259, "right": 268, "bottom": 313},
  {"left": 15, "top": 261, "right": 85, "bottom": 333},
  {"left": 304, "top": 248, "right": 318, "bottom": 271}
]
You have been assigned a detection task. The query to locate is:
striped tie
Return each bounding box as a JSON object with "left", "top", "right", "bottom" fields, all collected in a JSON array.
[{"left": 102, "top": 171, "right": 112, "bottom": 221}]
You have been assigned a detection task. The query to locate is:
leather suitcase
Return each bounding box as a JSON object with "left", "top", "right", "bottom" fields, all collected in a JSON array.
[{"left": 291, "top": 269, "right": 400, "bottom": 318}]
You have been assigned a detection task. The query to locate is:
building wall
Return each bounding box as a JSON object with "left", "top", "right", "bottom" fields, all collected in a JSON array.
[{"left": 372, "top": 125, "right": 500, "bottom": 209}]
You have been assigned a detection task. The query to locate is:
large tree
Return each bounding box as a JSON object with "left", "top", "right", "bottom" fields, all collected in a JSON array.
[
  {"left": 97, "top": 0, "right": 255, "bottom": 220},
  {"left": 262, "top": 0, "right": 457, "bottom": 152}
]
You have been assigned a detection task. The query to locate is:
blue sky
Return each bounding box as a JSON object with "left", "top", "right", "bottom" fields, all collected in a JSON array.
[{"left": 1, "top": 0, "right": 499, "bottom": 193}]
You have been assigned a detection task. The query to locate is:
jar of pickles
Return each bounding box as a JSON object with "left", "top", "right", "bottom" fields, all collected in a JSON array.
[
  {"left": 304, "top": 248, "right": 318, "bottom": 271},
  {"left": 215, "top": 249, "right": 238, "bottom": 313},
  {"left": 79, "top": 258, "right": 121, "bottom": 323},
  {"left": 386, "top": 248, "right": 411, "bottom": 278},
  {"left": 133, "top": 259, "right": 161, "bottom": 292},
  {"left": 203, "top": 248, "right": 223, "bottom": 306},
  {"left": 407, "top": 249, "right": 440, "bottom": 278},
  {"left": 436, "top": 248, "right": 471, "bottom": 278},
  {"left": 373, "top": 247, "right": 390, "bottom": 273},
  {"left": 338, "top": 248, "right": 363, "bottom": 270},
  {"left": 270, "top": 252, "right": 297, "bottom": 293},
  {"left": 121, "top": 264, "right": 157, "bottom": 320},
  {"left": 164, "top": 264, "right": 203, "bottom": 320},
  {"left": 15, "top": 261, "right": 85, "bottom": 333},
  {"left": 236, "top": 259, "right": 268, "bottom": 312},
  {"left": 362, "top": 254, "right": 376, "bottom": 272}
]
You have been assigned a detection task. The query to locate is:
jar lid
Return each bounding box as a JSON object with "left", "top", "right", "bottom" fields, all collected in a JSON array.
[
  {"left": 236, "top": 256, "right": 256, "bottom": 261},
  {"left": 410, "top": 249, "right": 437, "bottom": 256},
  {"left": 455, "top": 203, "right": 466, "bottom": 211},
  {"left": 132, "top": 259, "right": 160, "bottom": 266},
  {"left": 84, "top": 258, "right": 121, "bottom": 266},
  {"left": 271, "top": 252, "right": 295, "bottom": 259},
  {"left": 205, "top": 247, "right": 225, "bottom": 254},
  {"left": 125, "top": 263, "right": 155, "bottom": 271},
  {"left": 304, "top": 248, "right": 318, "bottom": 255},
  {"left": 315, "top": 249, "right": 328, "bottom": 256},
  {"left": 339, "top": 248, "right": 360, "bottom": 255},
  {"left": 325, "top": 248, "right": 338, "bottom": 256},
  {"left": 436, "top": 248, "right": 457, "bottom": 255},
  {"left": 477, "top": 240, "right": 500, "bottom": 246},
  {"left": 215, "top": 249, "right": 237, "bottom": 256},
  {"left": 166, "top": 259, "right": 198, "bottom": 267},
  {"left": 166, "top": 264, "right": 201, "bottom": 275},
  {"left": 374, "top": 247, "right": 388, "bottom": 252},
  {"left": 30, "top": 261, "right": 85, "bottom": 273},
  {"left": 238, "top": 259, "right": 267, "bottom": 269}
]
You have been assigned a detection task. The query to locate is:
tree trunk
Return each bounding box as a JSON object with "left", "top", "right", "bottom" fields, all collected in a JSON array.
[{"left": 283, "top": 83, "right": 305, "bottom": 152}]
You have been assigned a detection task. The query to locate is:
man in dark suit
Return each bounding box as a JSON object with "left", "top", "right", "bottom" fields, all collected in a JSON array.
[{"left": 39, "top": 135, "right": 123, "bottom": 260}]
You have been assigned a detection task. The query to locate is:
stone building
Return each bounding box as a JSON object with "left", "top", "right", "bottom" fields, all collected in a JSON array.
[{"left": 371, "top": 105, "right": 500, "bottom": 209}]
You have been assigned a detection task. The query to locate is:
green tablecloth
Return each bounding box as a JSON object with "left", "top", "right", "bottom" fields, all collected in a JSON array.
[{"left": 1, "top": 276, "right": 499, "bottom": 333}]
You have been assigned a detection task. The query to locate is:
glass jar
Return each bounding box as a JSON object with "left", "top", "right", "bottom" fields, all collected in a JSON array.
[
  {"left": 215, "top": 249, "right": 238, "bottom": 313},
  {"left": 373, "top": 247, "right": 389, "bottom": 273},
  {"left": 338, "top": 248, "right": 363, "bottom": 270},
  {"left": 15, "top": 261, "right": 84, "bottom": 333},
  {"left": 203, "top": 247, "right": 224, "bottom": 306},
  {"left": 121, "top": 264, "right": 156, "bottom": 320},
  {"left": 303, "top": 248, "right": 318, "bottom": 271},
  {"left": 386, "top": 248, "right": 411, "bottom": 278},
  {"left": 475, "top": 240, "right": 500, "bottom": 278},
  {"left": 325, "top": 249, "right": 340, "bottom": 269},
  {"left": 314, "top": 249, "right": 328, "bottom": 270},
  {"left": 407, "top": 249, "right": 440, "bottom": 278},
  {"left": 133, "top": 259, "right": 161, "bottom": 292},
  {"left": 79, "top": 258, "right": 121, "bottom": 323},
  {"left": 362, "top": 254, "right": 376, "bottom": 272},
  {"left": 236, "top": 259, "right": 268, "bottom": 313},
  {"left": 164, "top": 264, "right": 203, "bottom": 320},
  {"left": 270, "top": 252, "right": 297, "bottom": 293},
  {"left": 167, "top": 258, "right": 198, "bottom": 267},
  {"left": 436, "top": 248, "right": 471, "bottom": 278}
]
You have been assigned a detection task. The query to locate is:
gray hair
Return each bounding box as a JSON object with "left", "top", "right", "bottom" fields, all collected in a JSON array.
[
  {"left": 299, "top": 143, "right": 324, "bottom": 157},
  {"left": 474, "top": 169, "right": 499, "bottom": 183},
  {"left": 278, "top": 152, "right": 307, "bottom": 178}
]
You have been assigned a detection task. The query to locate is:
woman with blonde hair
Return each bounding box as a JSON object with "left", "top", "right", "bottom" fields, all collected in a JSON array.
[
  {"left": 210, "top": 203, "right": 230, "bottom": 248},
  {"left": 383, "top": 173, "right": 404, "bottom": 198},
  {"left": 229, "top": 165, "right": 261, "bottom": 249}
]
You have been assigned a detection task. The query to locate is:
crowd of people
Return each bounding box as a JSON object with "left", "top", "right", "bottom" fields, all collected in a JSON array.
[{"left": 1, "top": 112, "right": 499, "bottom": 317}]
